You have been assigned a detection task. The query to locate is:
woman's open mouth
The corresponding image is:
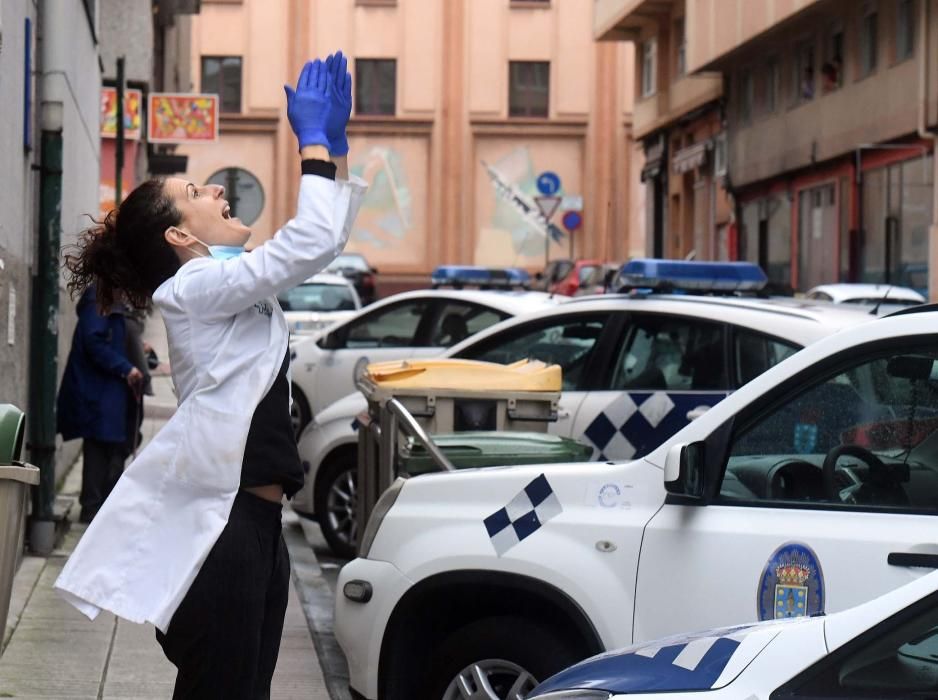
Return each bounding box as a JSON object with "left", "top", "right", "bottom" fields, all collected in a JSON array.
[{"left": 222, "top": 204, "right": 232, "bottom": 219}]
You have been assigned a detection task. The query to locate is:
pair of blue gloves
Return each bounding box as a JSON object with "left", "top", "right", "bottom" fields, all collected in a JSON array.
[{"left": 284, "top": 51, "right": 351, "bottom": 156}]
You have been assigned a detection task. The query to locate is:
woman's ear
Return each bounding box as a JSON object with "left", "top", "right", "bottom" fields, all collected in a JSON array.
[{"left": 164, "top": 226, "right": 192, "bottom": 248}]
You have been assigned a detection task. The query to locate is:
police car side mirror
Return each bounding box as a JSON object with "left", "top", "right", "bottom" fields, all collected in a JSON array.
[{"left": 664, "top": 442, "right": 705, "bottom": 500}]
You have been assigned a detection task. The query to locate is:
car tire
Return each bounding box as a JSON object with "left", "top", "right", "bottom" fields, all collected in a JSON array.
[
  {"left": 314, "top": 455, "right": 359, "bottom": 559},
  {"left": 291, "top": 384, "right": 311, "bottom": 441},
  {"left": 420, "top": 615, "right": 582, "bottom": 700}
]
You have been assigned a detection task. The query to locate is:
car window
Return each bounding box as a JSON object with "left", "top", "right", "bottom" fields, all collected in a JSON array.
[
  {"left": 430, "top": 302, "right": 508, "bottom": 348},
  {"left": 344, "top": 301, "right": 428, "bottom": 349},
  {"left": 578, "top": 265, "right": 598, "bottom": 285},
  {"left": 720, "top": 347, "right": 938, "bottom": 510},
  {"left": 610, "top": 315, "right": 728, "bottom": 391},
  {"left": 457, "top": 314, "right": 608, "bottom": 390},
  {"left": 788, "top": 592, "right": 938, "bottom": 697},
  {"left": 277, "top": 283, "right": 358, "bottom": 312},
  {"left": 553, "top": 261, "right": 574, "bottom": 283},
  {"left": 808, "top": 291, "right": 833, "bottom": 302},
  {"left": 734, "top": 329, "right": 799, "bottom": 387}
]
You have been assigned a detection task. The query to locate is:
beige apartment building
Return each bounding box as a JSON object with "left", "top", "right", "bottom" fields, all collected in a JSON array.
[
  {"left": 595, "top": 0, "right": 731, "bottom": 264},
  {"left": 179, "top": 0, "right": 638, "bottom": 292},
  {"left": 598, "top": 0, "right": 938, "bottom": 294}
]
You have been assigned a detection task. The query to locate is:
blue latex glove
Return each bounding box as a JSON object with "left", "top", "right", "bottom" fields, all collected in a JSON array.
[
  {"left": 283, "top": 60, "right": 332, "bottom": 150},
  {"left": 324, "top": 51, "right": 352, "bottom": 156}
]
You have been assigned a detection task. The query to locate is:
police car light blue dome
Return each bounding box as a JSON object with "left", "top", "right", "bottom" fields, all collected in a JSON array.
[
  {"left": 431, "top": 265, "right": 531, "bottom": 288},
  {"left": 613, "top": 259, "right": 768, "bottom": 293}
]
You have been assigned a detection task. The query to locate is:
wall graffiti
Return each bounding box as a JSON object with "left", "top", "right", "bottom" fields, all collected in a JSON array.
[{"left": 475, "top": 143, "right": 582, "bottom": 267}]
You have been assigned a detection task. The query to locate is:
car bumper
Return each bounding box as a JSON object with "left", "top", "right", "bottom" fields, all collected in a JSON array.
[{"left": 335, "top": 557, "right": 413, "bottom": 700}]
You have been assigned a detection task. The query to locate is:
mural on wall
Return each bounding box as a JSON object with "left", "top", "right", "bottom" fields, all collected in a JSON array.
[
  {"left": 475, "top": 143, "right": 583, "bottom": 268},
  {"left": 348, "top": 138, "right": 428, "bottom": 270}
]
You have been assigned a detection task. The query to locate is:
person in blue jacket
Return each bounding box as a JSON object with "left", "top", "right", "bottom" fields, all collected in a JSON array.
[{"left": 57, "top": 285, "right": 144, "bottom": 523}]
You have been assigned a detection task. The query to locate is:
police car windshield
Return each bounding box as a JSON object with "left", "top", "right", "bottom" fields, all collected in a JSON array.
[{"left": 720, "top": 349, "right": 938, "bottom": 510}]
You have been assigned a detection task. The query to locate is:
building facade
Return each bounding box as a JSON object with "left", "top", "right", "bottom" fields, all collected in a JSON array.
[
  {"left": 691, "top": 0, "right": 938, "bottom": 294},
  {"left": 180, "top": 0, "right": 637, "bottom": 293},
  {"left": 595, "top": 0, "right": 732, "bottom": 262}
]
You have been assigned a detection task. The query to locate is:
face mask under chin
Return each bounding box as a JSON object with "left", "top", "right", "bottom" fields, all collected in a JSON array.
[{"left": 186, "top": 233, "right": 245, "bottom": 261}]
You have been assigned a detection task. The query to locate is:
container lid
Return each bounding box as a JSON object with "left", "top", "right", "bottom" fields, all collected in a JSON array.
[
  {"left": 364, "top": 358, "right": 561, "bottom": 392},
  {"left": 0, "top": 404, "right": 26, "bottom": 464}
]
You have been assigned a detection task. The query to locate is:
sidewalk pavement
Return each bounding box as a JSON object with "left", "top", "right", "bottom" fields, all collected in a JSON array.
[{"left": 0, "top": 361, "right": 331, "bottom": 698}]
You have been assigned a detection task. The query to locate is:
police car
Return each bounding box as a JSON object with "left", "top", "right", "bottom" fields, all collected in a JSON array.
[
  {"left": 529, "top": 570, "right": 938, "bottom": 699},
  {"left": 288, "top": 286, "right": 560, "bottom": 437},
  {"left": 334, "top": 302, "right": 938, "bottom": 700},
  {"left": 293, "top": 261, "right": 872, "bottom": 556},
  {"left": 279, "top": 273, "right": 361, "bottom": 335}
]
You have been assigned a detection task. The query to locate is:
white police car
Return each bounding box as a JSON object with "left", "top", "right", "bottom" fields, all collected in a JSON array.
[
  {"left": 293, "top": 261, "right": 872, "bottom": 556},
  {"left": 279, "top": 273, "right": 361, "bottom": 336},
  {"left": 529, "top": 569, "right": 938, "bottom": 699},
  {"left": 334, "top": 302, "right": 938, "bottom": 700},
  {"left": 288, "top": 285, "right": 560, "bottom": 437}
]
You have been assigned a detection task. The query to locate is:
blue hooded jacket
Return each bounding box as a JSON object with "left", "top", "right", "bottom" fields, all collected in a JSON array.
[{"left": 57, "top": 286, "right": 134, "bottom": 443}]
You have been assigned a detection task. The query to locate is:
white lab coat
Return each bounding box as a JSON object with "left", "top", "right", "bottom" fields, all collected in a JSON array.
[{"left": 54, "top": 172, "right": 367, "bottom": 632}]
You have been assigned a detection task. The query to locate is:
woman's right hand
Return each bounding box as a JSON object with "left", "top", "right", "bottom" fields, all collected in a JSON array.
[{"left": 284, "top": 60, "right": 333, "bottom": 150}]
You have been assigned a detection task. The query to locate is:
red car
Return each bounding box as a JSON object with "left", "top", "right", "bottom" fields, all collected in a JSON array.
[{"left": 549, "top": 259, "right": 606, "bottom": 296}]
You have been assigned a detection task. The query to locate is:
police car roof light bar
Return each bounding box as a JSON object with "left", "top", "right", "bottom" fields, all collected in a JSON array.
[
  {"left": 613, "top": 259, "right": 768, "bottom": 294},
  {"left": 431, "top": 265, "right": 531, "bottom": 290}
]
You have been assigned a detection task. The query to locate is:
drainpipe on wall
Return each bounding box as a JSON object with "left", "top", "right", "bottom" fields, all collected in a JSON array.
[
  {"left": 919, "top": 0, "right": 938, "bottom": 301},
  {"left": 28, "top": 0, "right": 65, "bottom": 555}
]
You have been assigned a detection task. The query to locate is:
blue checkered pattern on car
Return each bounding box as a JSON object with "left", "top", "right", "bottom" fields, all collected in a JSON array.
[
  {"left": 582, "top": 391, "right": 726, "bottom": 460},
  {"left": 483, "top": 474, "right": 562, "bottom": 556}
]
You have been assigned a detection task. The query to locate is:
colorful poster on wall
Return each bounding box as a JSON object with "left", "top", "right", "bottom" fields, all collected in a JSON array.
[
  {"left": 147, "top": 93, "right": 219, "bottom": 144},
  {"left": 475, "top": 142, "right": 583, "bottom": 268},
  {"left": 100, "top": 87, "right": 142, "bottom": 140},
  {"left": 347, "top": 136, "right": 429, "bottom": 271}
]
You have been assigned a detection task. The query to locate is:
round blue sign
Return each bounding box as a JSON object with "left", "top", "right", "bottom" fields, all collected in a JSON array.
[
  {"left": 536, "top": 171, "right": 561, "bottom": 196},
  {"left": 757, "top": 543, "right": 825, "bottom": 621},
  {"left": 562, "top": 210, "right": 583, "bottom": 231}
]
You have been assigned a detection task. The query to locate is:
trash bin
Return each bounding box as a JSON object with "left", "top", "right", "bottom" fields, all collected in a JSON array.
[
  {"left": 0, "top": 404, "right": 40, "bottom": 637},
  {"left": 399, "top": 431, "right": 593, "bottom": 476},
  {"left": 356, "top": 358, "right": 563, "bottom": 545}
]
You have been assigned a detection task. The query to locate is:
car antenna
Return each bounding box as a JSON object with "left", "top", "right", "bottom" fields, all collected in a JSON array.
[{"left": 870, "top": 285, "right": 893, "bottom": 316}]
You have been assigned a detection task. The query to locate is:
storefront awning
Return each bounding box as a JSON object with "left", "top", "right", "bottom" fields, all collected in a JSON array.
[{"left": 672, "top": 142, "right": 709, "bottom": 174}]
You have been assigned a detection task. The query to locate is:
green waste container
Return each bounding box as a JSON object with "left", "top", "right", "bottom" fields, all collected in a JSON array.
[
  {"left": 399, "top": 431, "right": 593, "bottom": 476},
  {"left": 0, "top": 405, "right": 39, "bottom": 638}
]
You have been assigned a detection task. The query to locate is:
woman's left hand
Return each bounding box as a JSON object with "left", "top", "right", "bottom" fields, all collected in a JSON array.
[{"left": 324, "top": 51, "right": 352, "bottom": 157}]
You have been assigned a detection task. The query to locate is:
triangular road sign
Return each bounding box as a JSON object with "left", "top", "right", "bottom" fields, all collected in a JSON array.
[{"left": 534, "top": 195, "right": 562, "bottom": 221}]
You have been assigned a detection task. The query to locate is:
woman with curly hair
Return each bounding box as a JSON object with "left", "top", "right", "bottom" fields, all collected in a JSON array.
[{"left": 54, "top": 53, "right": 365, "bottom": 699}]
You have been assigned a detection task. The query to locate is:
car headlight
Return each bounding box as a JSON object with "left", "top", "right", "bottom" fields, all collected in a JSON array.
[
  {"left": 294, "top": 320, "right": 328, "bottom": 332},
  {"left": 358, "top": 477, "right": 406, "bottom": 558},
  {"left": 529, "top": 691, "right": 612, "bottom": 700}
]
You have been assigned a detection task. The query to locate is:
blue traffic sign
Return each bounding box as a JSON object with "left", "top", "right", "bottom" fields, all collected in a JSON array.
[
  {"left": 562, "top": 210, "right": 583, "bottom": 231},
  {"left": 536, "top": 171, "right": 561, "bottom": 196}
]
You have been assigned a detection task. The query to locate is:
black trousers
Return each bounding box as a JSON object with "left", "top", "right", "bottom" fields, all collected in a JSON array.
[
  {"left": 156, "top": 491, "right": 291, "bottom": 700},
  {"left": 80, "top": 439, "right": 126, "bottom": 522}
]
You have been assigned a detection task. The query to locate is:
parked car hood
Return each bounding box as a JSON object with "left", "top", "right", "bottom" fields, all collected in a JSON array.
[{"left": 530, "top": 618, "right": 818, "bottom": 696}]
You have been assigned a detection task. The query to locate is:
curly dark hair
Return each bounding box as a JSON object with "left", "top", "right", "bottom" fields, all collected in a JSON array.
[{"left": 64, "top": 179, "right": 183, "bottom": 311}]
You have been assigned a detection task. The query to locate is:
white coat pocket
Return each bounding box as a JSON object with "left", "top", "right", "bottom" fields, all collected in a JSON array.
[{"left": 171, "top": 398, "right": 251, "bottom": 492}]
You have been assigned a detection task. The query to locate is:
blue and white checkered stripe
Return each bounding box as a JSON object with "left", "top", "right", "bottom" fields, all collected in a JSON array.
[
  {"left": 582, "top": 391, "right": 726, "bottom": 460},
  {"left": 483, "top": 474, "right": 562, "bottom": 556},
  {"left": 532, "top": 627, "right": 756, "bottom": 697}
]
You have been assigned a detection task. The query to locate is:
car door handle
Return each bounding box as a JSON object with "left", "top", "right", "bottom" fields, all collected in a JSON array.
[{"left": 888, "top": 552, "right": 938, "bottom": 568}]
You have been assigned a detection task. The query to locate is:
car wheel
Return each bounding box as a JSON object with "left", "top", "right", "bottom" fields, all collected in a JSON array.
[
  {"left": 423, "top": 616, "right": 582, "bottom": 700},
  {"left": 315, "top": 456, "right": 358, "bottom": 559},
  {"left": 291, "top": 384, "right": 311, "bottom": 440}
]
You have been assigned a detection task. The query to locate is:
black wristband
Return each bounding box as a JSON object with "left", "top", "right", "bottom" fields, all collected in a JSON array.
[{"left": 301, "top": 159, "right": 337, "bottom": 181}]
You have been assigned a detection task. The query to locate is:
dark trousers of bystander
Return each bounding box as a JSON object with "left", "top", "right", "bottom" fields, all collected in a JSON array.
[
  {"left": 80, "top": 439, "right": 126, "bottom": 523},
  {"left": 156, "top": 491, "right": 290, "bottom": 700}
]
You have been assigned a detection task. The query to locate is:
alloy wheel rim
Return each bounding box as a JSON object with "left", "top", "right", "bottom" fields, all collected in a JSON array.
[
  {"left": 442, "top": 659, "right": 537, "bottom": 700},
  {"left": 326, "top": 468, "right": 358, "bottom": 547}
]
